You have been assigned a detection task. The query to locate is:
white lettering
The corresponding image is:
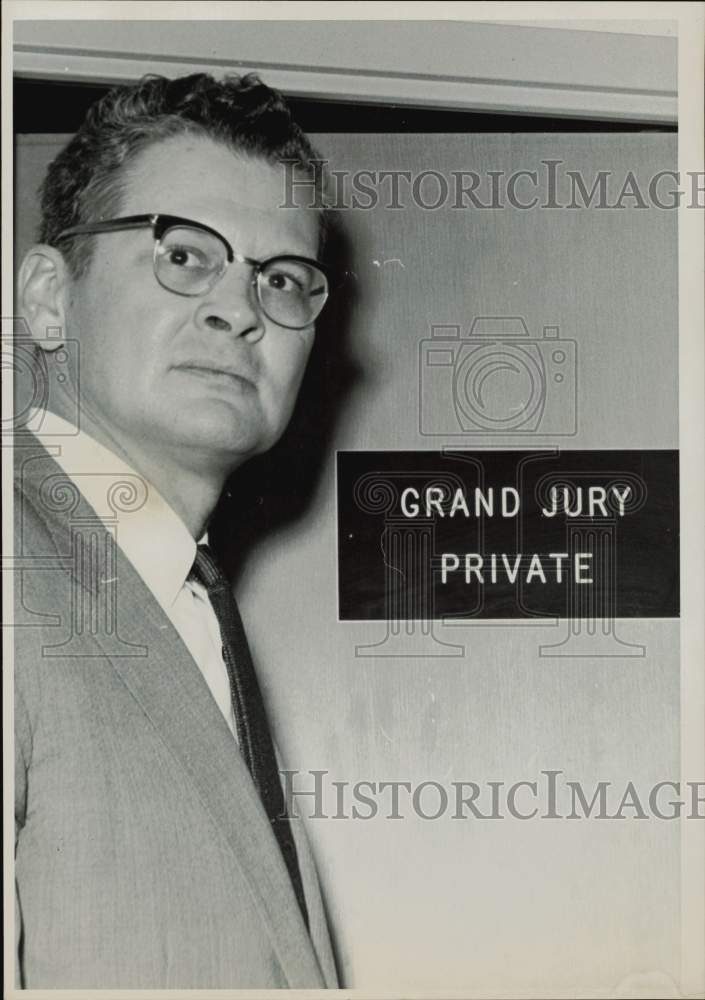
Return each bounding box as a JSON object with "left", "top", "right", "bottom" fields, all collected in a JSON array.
[
  {"left": 400, "top": 487, "right": 419, "bottom": 517},
  {"left": 575, "top": 553, "right": 593, "bottom": 583},
  {"left": 441, "top": 553, "right": 459, "bottom": 583}
]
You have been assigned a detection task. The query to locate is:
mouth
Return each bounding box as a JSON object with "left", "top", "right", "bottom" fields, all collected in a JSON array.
[{"left": 173, "top": 363, "right": 255, "bottom": 387}]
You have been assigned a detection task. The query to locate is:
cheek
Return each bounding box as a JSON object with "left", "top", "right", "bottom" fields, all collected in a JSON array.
[
  {"left": 72, "top": 294, "right": 166, "bottom": 399},
  {"left": 66, "top": 257, "right": 190, "bottom": 414},
  {"left": 267, "top": 334, "right": 315, "bottom": 396}
]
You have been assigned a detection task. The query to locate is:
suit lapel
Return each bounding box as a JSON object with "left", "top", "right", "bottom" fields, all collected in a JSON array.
[
  {"left": 16, "top": 441, "right": 326, "bottom": 988},
  {"left": 107, "top": 568, "right": 326, "bottom": 988}
]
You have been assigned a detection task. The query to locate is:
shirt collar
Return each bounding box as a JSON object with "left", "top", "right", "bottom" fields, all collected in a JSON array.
[{"left": 27, "top": 409, "right": 198, "bottom": 611}]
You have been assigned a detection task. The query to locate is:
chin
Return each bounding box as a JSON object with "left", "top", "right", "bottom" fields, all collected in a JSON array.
[{"left": 169, "top": 414, "right": 276, "bottom": 462}]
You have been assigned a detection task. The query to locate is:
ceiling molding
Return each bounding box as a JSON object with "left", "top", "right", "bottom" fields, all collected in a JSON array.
[{"left": 13, "top": 20, "right": 677, "bottom": 123}]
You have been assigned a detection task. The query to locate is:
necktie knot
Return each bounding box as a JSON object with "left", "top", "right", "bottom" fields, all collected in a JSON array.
[{"left": 190, "top": 543, "right": 228, "bottom": 593}]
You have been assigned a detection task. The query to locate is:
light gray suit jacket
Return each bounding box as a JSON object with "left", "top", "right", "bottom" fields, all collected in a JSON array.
[{"left": 13, "top": 438, "right": 338, "bottom": 989}]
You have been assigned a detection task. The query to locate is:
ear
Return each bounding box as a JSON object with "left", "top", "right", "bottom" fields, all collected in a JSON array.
[{"left": 17, "top": 245, "right": 72, "bottom": 352}]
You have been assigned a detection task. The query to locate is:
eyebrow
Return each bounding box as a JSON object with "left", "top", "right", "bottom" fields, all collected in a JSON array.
[{"left": 166, "top": 215, "right": 319, "bottom": 263}]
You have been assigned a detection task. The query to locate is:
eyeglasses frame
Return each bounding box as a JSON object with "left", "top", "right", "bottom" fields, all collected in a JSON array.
[{"left": 54, "top": 213, "right": 332, "bottom": 330}]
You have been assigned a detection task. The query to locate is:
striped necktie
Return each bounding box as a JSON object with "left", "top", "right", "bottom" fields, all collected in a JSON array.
[{"left": 190, "top": 543, "right": 309, "bottom": 930}]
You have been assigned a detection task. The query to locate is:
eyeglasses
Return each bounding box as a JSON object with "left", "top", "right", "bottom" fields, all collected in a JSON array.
[{"left": 55, "top": 213, "right": 330, "bottom": 331}]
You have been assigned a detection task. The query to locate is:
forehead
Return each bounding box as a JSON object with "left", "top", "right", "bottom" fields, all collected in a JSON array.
[{"left": 119, "top": 133, "right": 319, "bottom": 254}]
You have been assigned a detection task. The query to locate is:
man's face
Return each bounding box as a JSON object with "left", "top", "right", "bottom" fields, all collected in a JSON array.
[{"left": 62, "top": 134, "right": 320, "bottom": 471}]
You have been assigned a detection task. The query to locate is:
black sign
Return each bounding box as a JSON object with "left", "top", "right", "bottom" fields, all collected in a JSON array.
[{"left": 337, "top": 450, "right": 679, "bottom": 620}]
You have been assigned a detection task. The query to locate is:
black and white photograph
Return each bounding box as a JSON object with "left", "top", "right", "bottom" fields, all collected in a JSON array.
[{"left": 3, "top": 3, "right": 704, "bottom": 997}]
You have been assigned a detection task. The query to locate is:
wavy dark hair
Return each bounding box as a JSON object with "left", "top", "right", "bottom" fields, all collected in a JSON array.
[{"left": 40, "top": 72, "right": 328, "bottom": 277}]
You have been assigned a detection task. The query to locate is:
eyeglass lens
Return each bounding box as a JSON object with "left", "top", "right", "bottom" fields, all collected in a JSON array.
[{"left": 154, "top": 226, "right": 328, "bottom": 329}]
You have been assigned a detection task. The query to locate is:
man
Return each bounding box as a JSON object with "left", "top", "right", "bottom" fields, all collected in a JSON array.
[{"left": 13, "top": 73, "right": 337, "bottom": 988}]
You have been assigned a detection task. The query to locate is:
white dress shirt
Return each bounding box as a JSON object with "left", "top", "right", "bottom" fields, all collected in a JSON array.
[{"left": 28, "top": 408, "right": 237, "bottom": 738}]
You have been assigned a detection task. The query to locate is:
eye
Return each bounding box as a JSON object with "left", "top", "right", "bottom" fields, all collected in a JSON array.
[
  {"left": 263, "top": 267, "right": 305, "bottom": 294},
  {"left": 164, "top": 244, "right": 209, "bottom": 270}
]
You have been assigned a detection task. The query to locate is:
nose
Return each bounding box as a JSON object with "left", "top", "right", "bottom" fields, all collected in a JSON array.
[{"left": 193, "top": 268, "right": 265, "bottom": 342}]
